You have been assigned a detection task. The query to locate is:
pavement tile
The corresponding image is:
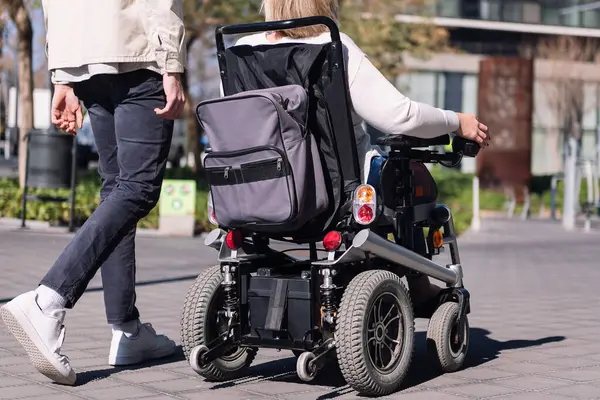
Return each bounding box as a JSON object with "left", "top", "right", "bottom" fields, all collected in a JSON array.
[
  {"left": 0, "top": 376, "right": 32, "bottom": 387},
  {"left": 452, "top": 367, "right": 518, "bottom": 380},
  {"left": 116, "top": 371, "right": 185, "bottom": 384},
  {"left": 491, "top": 361, "right": 559, "bottom": 374},
  {"left": 78, "top": 385, "right": 159, "bottom": 400},
  {"left": 391, "top": 391, "right": 469, "bottom": 399},
  {"left": 545, "top": 383, "right": 600, "bottom": 398},
  {"left": 543, "top": 366, "right": 600, "bottom": 382},
  {"left": 142, "top": 378, "right": 207, "bottom": 392},
  {"left": 494, "top": 375, "right": 571, "bottom": 391},
  {"left": 494, "top": 393, "right": 573, "bottom": 400},
  {"left": 0, "top": 384, "right": 63, "bottom": 399},
  {"left": 440, "top": 383, "right": 521, "bottom": 397},
  {"left": 181, "top": 389, "right": 265, "bottom": 399}
]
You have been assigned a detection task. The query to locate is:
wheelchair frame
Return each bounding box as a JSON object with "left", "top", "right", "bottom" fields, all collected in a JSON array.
[{"left": 182, "top": 16, "right": 480, "bottom": 397}]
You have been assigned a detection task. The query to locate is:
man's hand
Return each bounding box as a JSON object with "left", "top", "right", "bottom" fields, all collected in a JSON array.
[
  {"left": 51, "top": 84, "right": 83, "bottom": 135},
  {"left": 154, "top": 73, "right": 186, "bottom": 120},
  {"left": 456, "top": 113, "right": 490, "bottom": 146}
]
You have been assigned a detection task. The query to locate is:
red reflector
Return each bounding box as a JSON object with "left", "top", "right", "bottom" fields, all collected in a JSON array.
[
  {"left": 323, "top": 231, "right": 342, "bottom": 251},
  {"left": 357, "top": 204, "right": 374, "bottom": 223},
  {"left": 225, "top": 230, "right": 244, "bottom": 250}
]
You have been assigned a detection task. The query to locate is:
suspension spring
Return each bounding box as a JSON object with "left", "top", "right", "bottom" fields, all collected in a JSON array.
[
  {"left": 320, "top": 268, "right": 337, "bottom": 325},
  {"left": 222, "top": 265, "right": 238, "bottom": 315}
]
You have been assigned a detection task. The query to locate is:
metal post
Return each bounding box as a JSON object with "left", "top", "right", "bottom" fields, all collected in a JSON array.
[
  {"left": 20, "top": 132, "right": 30, "bottom": 229},
  {"left": 471, "top": 176, "right": 481, "bottom": 231},
  {"left": 551, "top": 175, "right": 558, "bottom": 221},
  {"left": 584, "top": 161, "right": 594, "bottom": 232},
  {"left": 563, "top": 137, "right": 578, "bottom": 231}
]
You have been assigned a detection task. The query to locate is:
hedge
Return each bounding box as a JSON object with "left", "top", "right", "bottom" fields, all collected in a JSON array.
[{"left": 1, "top": 165, "right": 594, "bottom": 235}]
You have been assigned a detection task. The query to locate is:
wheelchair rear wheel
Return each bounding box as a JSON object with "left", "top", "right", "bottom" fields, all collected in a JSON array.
[
  {"left": 336, "top": 270, "right": 415, "bottom": 396},
  {"left": 181, "top": 265, "right": 257, "bottom": 381}
]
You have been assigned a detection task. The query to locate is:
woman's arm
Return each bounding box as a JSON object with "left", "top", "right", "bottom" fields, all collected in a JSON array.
[{"left": 349, "top": 54, "right": 459, "bottom": 138}]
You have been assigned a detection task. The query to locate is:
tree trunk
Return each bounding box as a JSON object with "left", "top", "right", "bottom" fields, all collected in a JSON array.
[{"left": 11, "top": 2, "right": 33, "bottom": 188}]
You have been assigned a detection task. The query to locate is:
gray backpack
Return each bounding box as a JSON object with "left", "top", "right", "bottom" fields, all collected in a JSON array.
[{"left": 196, "top": 84, "right": 329, "bottom": 233}]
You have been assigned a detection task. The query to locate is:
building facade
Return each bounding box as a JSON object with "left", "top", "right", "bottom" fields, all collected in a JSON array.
[{"left": 389, "top": 0, "right": 600, "bottom": 175}]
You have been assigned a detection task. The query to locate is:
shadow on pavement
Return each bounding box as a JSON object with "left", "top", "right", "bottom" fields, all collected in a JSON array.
[
  {"left": 73, "top": 328, "right": 566, "bottom": 396},
  {"left": 74, "top": 345, "right": 187, "bottom": 385},
  {"left": 205, "top": 327, "right": 566, "bottom": 398}
]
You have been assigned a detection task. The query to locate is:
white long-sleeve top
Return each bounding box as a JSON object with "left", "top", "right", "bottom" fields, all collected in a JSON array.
[{"left": 234, "top": 31, "right": 460, "bottom": 182}]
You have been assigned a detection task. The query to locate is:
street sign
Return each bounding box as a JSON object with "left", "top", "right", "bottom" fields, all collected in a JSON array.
[{"left": 159, "top": 180, "right": 196, "bottom": 217}]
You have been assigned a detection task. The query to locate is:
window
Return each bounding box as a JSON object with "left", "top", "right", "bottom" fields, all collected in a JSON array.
[
  {"left": 479, "top": 0, "right": 501, "bottom": 20},
  {"left": 503, "top": 1, "right": 523, "bottom": 22},
  {"left": 437, "top": 0, "right": 461, "bottom": 17}
]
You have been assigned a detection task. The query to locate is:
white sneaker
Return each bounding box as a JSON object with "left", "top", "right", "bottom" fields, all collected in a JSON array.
[
  {"left": 108, "top": 322, "right": 176, "bottom": 366},
  {"left": 0, "top": 291, "right": 76, "bottom": 385}
]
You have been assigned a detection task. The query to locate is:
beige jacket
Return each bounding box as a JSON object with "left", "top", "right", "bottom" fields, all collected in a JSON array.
[{"left": 41, "top": 0, "right": 186, "bottom": 74}]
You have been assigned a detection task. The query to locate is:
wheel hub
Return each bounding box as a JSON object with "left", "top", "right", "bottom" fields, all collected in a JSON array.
[{"left": 375, "top": 324, "right": 385, "bottom": 341}]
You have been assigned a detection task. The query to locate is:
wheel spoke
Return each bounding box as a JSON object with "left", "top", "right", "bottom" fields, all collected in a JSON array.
[
  {"left": 376, "top": 343, "right": 384, "bottom": 368},
  {"left": 384, "top": 315, "right": 400, "bottom": 329},
  {"left": 384, "top": 333, "right": 400, "bottom": 345},
  {"left": 381, "top": 304, "right": 395, "bottom": 325},
  {"left": 382, "top": 340, "right": 395, "bottom": 365},
  {"left": 376, "top": 299, "right": 384, "bottom": 324}
]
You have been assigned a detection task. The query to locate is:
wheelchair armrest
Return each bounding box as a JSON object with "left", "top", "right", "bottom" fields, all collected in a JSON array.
[{"left": 376, "top": 134, "right": 451, "bottom": 149}]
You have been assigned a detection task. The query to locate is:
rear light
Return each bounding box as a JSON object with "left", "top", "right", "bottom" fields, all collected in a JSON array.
[
  {"left": 353, "top": 184, "right": 376, "bottom": 225},
  {"left": 207, "top": 191, "right": 217, "bottom": 225},
  {"left": 323, "top": 231, "right": 342, "bottom": 251},
  {"left": 225, "top": 230, "right": 244, "bottom": 250}
]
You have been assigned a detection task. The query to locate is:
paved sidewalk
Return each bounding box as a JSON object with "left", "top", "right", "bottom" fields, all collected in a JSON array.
[{"left": 1, "top": 218, "right": 600, "bottom": 399}]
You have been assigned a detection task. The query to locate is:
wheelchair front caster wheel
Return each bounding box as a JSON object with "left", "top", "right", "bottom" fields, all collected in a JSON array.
[
  {"left": 427, "top": 302, "right": 469, "bottom": 373},
  {"left": 190, "top": 345, "right": 209, "bottom": 373},
  {"left": 296, "top": 352, "right": 317, "bottom": 382}
]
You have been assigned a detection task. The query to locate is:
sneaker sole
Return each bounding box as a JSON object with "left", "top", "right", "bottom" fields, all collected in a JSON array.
[
  {"left": 0, "top": 306, "right": 76, "bottom": 385},
  {"left": 109, "top": 344, "right": 176, "bottom": 366}
]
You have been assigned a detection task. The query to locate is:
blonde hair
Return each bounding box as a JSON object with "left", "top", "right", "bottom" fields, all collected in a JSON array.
[{"left": 260, "top": 0, "right": 339, "bottom": 38}]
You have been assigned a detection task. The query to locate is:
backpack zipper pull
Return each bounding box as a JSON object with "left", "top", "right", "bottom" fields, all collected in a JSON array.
[
  {"left": 224, "top": 167, "right": 230, "bottom": 179},
  {"left": 277, "top": 158, "right": 283, "bottom": 172}
]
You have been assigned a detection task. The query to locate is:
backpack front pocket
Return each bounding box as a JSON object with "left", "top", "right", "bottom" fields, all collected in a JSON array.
[{"left": 204, "top": 146, "right": 297, "bottom": 229}]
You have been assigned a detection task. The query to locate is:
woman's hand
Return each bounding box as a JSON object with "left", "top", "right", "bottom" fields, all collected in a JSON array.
[{"left": 456, "top": 113, "right": 490, "bottom": 146}]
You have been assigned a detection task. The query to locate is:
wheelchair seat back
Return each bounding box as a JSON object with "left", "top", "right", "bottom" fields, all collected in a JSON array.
[{"left": 197, "top": 35, "right": 362, "bottom": 240}]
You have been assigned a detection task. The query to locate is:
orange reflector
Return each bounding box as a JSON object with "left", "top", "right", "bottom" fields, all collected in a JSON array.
[
  {"left": 415, "top": 186, "right": 424, "bottom": 197},
  {"left": 432, "top": 230, "right": 443, "bottom": 248},
  {"left": 356, "top": 185, "right": 375, "bottom": 203}
]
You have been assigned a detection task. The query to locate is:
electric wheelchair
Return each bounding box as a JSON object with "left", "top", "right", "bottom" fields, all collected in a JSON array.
[{"left": 180, "top": 16, "right": 481, "bottom": 397}]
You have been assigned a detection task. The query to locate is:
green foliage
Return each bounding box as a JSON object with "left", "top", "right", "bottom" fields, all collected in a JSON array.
[
  {"left": 0, "top": 169, "right": 211, "bottom": 232},
  {"left": 3, "top": 165, "right": 594, "bottom": 235},
  {"left": 340, "top": 0, "right": 450, "bottom": 79}
]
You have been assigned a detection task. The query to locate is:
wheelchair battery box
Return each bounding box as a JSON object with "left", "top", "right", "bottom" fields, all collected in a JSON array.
[{"left": 247, "top": 274, "right": 313, "bottom": 340}]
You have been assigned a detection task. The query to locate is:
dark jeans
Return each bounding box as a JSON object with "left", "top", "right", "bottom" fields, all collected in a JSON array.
[{"left": 40, "top": 69, "right": 174, "bottom": 324}]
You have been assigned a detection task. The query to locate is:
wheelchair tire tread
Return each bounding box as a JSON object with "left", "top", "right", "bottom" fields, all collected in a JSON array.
[
  {"left": 180, "top": 265, "right": 257, "bottom": 381},
  {"left": 335, "top": 270, "right": 414, "bottom": 396},
  {"left": 426, "top": 301, "right": 469, "bottom": 373}
]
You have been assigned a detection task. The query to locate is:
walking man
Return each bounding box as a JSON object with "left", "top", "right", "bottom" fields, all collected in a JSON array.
[{"left": 1, "top": 0, "right": 187, "bottom": 385}]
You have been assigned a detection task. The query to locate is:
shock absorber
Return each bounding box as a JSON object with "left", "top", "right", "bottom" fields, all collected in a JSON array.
[
  {"left": 320, "top": 268, "right": 337, "bottom": 325},
  {"left": 221, "top": 264, "right": 238, "bottom": 318}
]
